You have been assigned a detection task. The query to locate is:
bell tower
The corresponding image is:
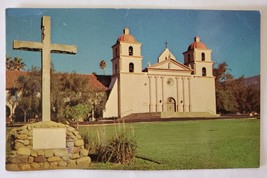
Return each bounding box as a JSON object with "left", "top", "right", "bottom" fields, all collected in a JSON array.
[
  {"left": 111, "top": 27, "right": 143, "bottom": 75},
  {"left": 183, "top": 36, "right": 213, "bottom": 77}
]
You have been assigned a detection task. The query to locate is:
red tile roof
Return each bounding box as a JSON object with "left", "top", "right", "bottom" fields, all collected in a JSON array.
[
  {"left": 117, "top": 34, "right": 137, "bottom": 43},
  {"left": 66, "top": 73, "right": 108, "bottom": 92},
  {"left": 188, "top": 42, "right": 207, "bottom": 50},
  {"left": 6, "top": 70, "right": 28, "bottom": 89},
  {"left": 6, "top": 70, "right": 108, "bottom": 92},
  {"left": 117, "top": 27, "right": 138, "bottom": 43},
  {"left": 187, "top": 36, "right": 207, "bottom": 51}
]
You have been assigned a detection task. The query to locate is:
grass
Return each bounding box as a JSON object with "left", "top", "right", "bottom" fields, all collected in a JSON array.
[
  {"left": 78, "top": 118, "right": 260, "bottom": 170},
  {"left": 6, "top": 118, "right": 260, "bottom": 170}
]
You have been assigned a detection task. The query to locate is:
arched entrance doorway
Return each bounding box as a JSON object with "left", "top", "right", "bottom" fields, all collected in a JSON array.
[{"left": 166, "top": 97, "right": 176, "bottom": 112}]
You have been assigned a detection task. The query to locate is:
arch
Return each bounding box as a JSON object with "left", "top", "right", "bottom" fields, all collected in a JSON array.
[
  {"left": 201, "top": 52, "right": 205, "bottom": 61},
  {"left": 129, "top": 46, "right": 133, "bottom": 56},
  {"left": 166, "top": 97, "right": 176, "bottom": 112},
  {"left": 202, "top": 67, "right": 207, "bottom": 76},
  {"left": 129, "top": 62, "right": 134, "bottom": 72}
]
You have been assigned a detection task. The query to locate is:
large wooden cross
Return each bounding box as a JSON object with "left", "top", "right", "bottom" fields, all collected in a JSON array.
[{"left": 13, "top": 16, "right": 77, "bottom": 121}]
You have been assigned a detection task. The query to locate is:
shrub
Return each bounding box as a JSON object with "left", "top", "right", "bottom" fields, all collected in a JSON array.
[
  {"left": 96, "top": 130, "right": 137, "bottom": 164},
  {"left": 82, "top": 125, "right": 137, "bottom": 164}
]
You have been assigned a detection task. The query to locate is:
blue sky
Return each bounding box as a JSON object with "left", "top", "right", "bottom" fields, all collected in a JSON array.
[{"left": 6, "top": 8, "right": 260, "bottom": 78}]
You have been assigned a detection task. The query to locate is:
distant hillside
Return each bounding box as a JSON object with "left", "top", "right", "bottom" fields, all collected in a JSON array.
[{"left": 244, "top": 75, "right": 260, "bottom": 88}]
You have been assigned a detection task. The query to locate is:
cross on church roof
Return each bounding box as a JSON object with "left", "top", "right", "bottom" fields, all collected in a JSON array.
[
  {"left": 165, "top": 41, "right": 168, "bottom": 49},
  {"left": 13, "top": 16, "right": 77, "bottom": 121}
]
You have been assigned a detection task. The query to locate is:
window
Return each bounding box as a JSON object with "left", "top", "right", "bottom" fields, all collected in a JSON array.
[
  {"left": 201, "top": 52, "right": 205, "bottom": 61},
  {"left": 188, "top": 54, "right": 190, "bottom": 62},
  {"left": 202, "top": 67, "right": 207, "bottom": 76},
  {"left": 129, "top": 63, "right": 134, "bottom": 72},
  {"left": 167, "top": 78, "right": 174, "bottom": 86},
  {"left": 129, "top": 46, "right": 133, "bottom": 56}
]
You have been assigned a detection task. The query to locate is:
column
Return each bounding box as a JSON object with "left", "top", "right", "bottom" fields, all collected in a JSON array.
[
  {"left": 117, "top": 74, "right": 121, "bottom": 118},
  {"left": 155, "top": 76, "right": 158, "bottom": 112},
  {"left": 183, "top": 77, "right": 191, "bottom": 112},
  {"left": 182, "top": 77, "right": 185, "bottom": 112},
  {"left": 187, "top": 78, "right": 192, "bottom": 112},
  {"left": 161, "top": 77, "right": 164, "bottom": 112},
  {"left": 175, "top": 77, "right": 179, "bottom": 112},
  {"left": 148, "top": 76, "right": 152, "bottom": 112}
]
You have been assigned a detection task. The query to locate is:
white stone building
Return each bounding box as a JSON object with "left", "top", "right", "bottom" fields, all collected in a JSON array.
[{"left": 103, "top": 28, "right": 216, "bottom": 118}]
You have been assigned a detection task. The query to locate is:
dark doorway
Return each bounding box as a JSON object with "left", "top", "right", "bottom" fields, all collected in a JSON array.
[{"left": 166, "top": 97, "right": 176, "bottom": 112}]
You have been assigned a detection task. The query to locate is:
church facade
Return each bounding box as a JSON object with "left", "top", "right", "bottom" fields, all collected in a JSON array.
[{"left": 103, "top": 28, "right": 216, "bottom": 118}]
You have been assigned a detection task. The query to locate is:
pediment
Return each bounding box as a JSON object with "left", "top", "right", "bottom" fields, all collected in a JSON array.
[{"left": 147, "top": 58, "right": 191, "bottom": 71}]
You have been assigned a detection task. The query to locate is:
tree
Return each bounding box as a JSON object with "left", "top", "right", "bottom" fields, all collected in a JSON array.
[
  {"left": 99, "top": 60, "right": 107, "bottom": 75},
  {"left": 65, "top": 103, "right": 92, "bottom": 122},
  {"left": 16, "top": 66, "right": 41, "bottom": 121},
  {"left": 245, "top": 84, "right": 260, "bottom": 113},
  {"left": 6, "top": 56, "right": 26, "bottom": 71},
  {"left": 15, "top": 96, "right": 31, "bottom": 122},
  {"left": 213, "top": 62, "right": 237, "bottom": 113},
  {"left": 51, "top": 72, "right": 91, "bottom": 122},
  {"left": 14, "top": 65, "right": 108, "bottom": 123},
  {"left": 213, "top": 62, "right": 260, "bottom": 114},
  {"left": 6, "top": 56, "right": 12, "bottom": 70},
  {"left": 229, "top": 77, "right": 247, "bottom": 113},
  {"left": 86, "top": 91, "right": 107, "bottom": 120},
  {"left": 51, "top": 72, "right": 107, "bottom": 123}
]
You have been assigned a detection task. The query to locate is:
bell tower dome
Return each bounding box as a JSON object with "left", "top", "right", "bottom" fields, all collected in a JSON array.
[
  {"left": 111, "top": 28, "right": 143, "bottom": 75},
  {"left": 183, "top": 36, "right": 213, "bottom": 77}
]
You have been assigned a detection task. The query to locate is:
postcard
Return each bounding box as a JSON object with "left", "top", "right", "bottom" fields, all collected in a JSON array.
[{"left": 5, "top": 8, "right": 260, "bottom": 171}]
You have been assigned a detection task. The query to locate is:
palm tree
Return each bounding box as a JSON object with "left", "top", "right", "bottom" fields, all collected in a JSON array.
[
  {"left": 99, "top": 60, "right": 106, "bottom": 75},
  {"left": 6, "top": 56, "right": 26, "bottom": 71},
  {"left": 12, "top": 57, "right": 26, "bottom": 71},
  {"left": 6, "top": 56, "right": 12, "bottom": 70}
]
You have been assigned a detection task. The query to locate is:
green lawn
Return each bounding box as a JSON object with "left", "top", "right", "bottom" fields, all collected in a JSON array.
[
  {"left": 78, "top": 118, "right": 260, "bottom": 170},
  {"left": 6, "top": 118, "right": 260, "bottom": 170}
]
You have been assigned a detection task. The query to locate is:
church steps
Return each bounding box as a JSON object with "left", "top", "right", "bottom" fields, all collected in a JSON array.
[
  {"left": 121, "top": 112, "right": 161, "bottom": 120},
  {"left": 160, "top": 112, "right": 219, "bottom": 118},
  {"left": 121, "top": 112, "right": 219, "bottom": 121}
]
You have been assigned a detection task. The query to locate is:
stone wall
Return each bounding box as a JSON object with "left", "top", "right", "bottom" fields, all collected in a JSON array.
[{"left": 6, "top": 121, "right": 91, "bottom": 171}]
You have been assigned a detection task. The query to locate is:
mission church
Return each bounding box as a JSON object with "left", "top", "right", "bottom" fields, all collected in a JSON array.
[
  {"left": 6, "top": 27, "right": 217, "bottom": 122},
  {"left": 103, "top": 27, "right": 216, "bottom": 118}
]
